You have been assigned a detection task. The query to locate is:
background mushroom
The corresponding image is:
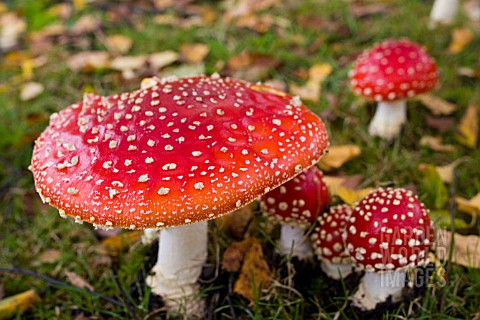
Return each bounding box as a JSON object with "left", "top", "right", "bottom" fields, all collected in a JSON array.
[
  {"left": 345, "top": 188, "right": 434, "bottom": 310},
  {"left": 349, "top": 39, "right": 439, "bottom": 140},
  {"left": 260, "top": 166, "right": 330, "bottom": 260},
  {"left": 30, "top": 74, "right": 329, "bottom": 316},
  {"left": 430, "top": 0, "right": 459, "bottom": 27},
  {"left": 311, "top": 204, "right": 354, "bottom": 280}
]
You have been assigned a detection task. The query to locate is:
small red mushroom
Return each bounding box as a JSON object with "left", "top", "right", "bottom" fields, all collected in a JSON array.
[
  {"left": 345, "top": 188, "right": 434, "bottom": 310},
  {"left": 30, "top": 74, "right": 329, "bottom": 315},
  {"left": 350, "top": 39, "right": 439, "bottom": 140},
  {"left": 311, "top": 204, "right": 354, "bottom": 279},
  {"left": 260, "top": 166, "right": 330, "bottom": 260}
]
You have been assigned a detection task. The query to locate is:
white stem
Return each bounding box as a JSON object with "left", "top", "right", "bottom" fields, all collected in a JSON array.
[
  {"left": 278, "top": 225, "right": 313, "bottom": 260},
  {"left": 368, "top": 100, "right": 407, "bottom": 140},
  {"left": 430, "top": 0, "right": 459, "bottom": 27},
  {"left": 146, "top": 221, "right": 208, "bottom": 317},
  {"left": 320, "top": 260, "right": 354, "bottom": 280},
  {"left": 351, "top": 270, "right": 406, "bottom": 311}
]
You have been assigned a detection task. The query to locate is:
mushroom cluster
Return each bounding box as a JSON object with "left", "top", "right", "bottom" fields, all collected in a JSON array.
[
  {"left": 350, "top": 39, "right": 439, "bottom": 140},
  {"left": 30, "top": 74, "right": 329, "bottom": 316}
]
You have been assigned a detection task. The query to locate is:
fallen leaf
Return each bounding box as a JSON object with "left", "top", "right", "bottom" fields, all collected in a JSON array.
[
  {"left": 234, "top": 237, "right": 272, "bottom": 302},
  {"left": 227, "top": 51, "right": 281, "bottom": 82},
  {"left": 349, "top": 3, "right": 390, "bottom": 18},
  {"left": 429, "top": 210, "right": 470, "bottom": 230},
  {"left": 216, "top": 204, "right": 255, "bottom": 239},
  {"left": 318, "top": 144, "right": 361, "bottom": 171},
  {"left": 419, "top": 135, "right": 457, "bottom": 153},
  {"left": 222, "top": 237, "right": 254, "bottom": 272},
  {"left": 448, "top": 27, "right": 474, "bottom": 54},
  {"left": 100, "top": 231, "right": 141, "bottom": 254},
  {"left": 0, "top": 289, "right": 41, "bottom": 320},
  {"left": 105, "top": 34, "right": 133, "bottom": 55},
  {"left": 0, "top": 13, "right": 26, "bottom": 50},
  {"left": 65, "top": 271, "right": 94, "bottom": 291},
  {"left": 456, "top": 104, "right": 478, "bottom": 148},
  {"left": 436, "top": 230, "right": 480, "bottom": 268},
  {"left": 110, "top": 55, "right": 148, "bottom": 79},
  {"left": 417, "top": 93, "right": 457, "bottom": 115},
  {"left": 148, "top": 50, "right": 179, "bottom": 70},
  {"left": 336, "top": 186, "right": 375, "bottom": 206},
  {"left": 71, "top": 15, "right": 101, "bottom": 34},
  {"left": 457, "top": 67, "right": 480, "bottom": 78},
  {"left": 160, "top": 63, "right": 205, "bottom": 78},
  {"left": 290, "top": 63, "right": 332, "bottom": 102},
  {"left": 20, "top": 82, "right": 44, "bottom": 101},
  {"left": 180, "top": 43, "right": 209, "bottom": 64},
  {"left": 456, "top": 192, "right": 480, "bottom": 216},
  {"left": 67, "top": 51, "right": 110, "bottom": 72},
  {"left": 425, "top": 116, "right": 455, "bottom": 132},
  {"left": 419, "top": 164, "right": 449, "bottom": 210},
  {"left": 418, "top": 159, "right": 466, "bottom": 184},
  {"left": 37, "top": 249, "right": 61, "bottom": 264}
]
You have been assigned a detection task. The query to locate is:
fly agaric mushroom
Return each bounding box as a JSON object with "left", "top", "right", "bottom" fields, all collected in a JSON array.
[
  {"left": 311, "top": 204, "right": 354, "bottom": 280},
  {"left": 345, "top": 188, "right": 433, "bottom": 311},
  {"left": 30, "top": 74, "right": 329, "bottom": 316},
  {"left": 430, "top": 0, "right": 459, "bottom": 27},
  {"left": 349, "top": 39, "right": 439, "bottom": 140},
  {"left": 260, "top": 166, "right": 330, "bottom": 260}
]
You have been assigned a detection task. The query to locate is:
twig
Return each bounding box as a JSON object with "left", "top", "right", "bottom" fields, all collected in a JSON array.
[{"left": 0, "top": 266, "right": 123, "bottom": 307}]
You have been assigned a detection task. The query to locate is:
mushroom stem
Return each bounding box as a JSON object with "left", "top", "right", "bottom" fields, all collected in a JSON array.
[
  {"left": 141, "top": 228, "right": 160, "bottom": 245},
  {"left": 351, "top": 270, "right": 406, "bottom": 310},
  {"left": 430, "top": 0, "right": 459, "bottom": 27},
  {"left": 320, "top": 260, "right": 354, "bottom": 280},
  {"left": 368, "top": 100, "right": 407, "bottom": 140},
  {"left": 146, "top": 221, "right": 208, "bottom": 316},
  {"left": 279, "top": 225, "right": 313, "bottom": 260}
]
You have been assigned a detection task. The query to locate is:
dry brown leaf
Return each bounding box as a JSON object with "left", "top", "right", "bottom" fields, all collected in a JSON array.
[
  {"left": 37, "top": 249, "right": 61, "bottom": 264},
  {"left": 149, "top": 50, "right": 179, "bottom": 70},
  {"left": 67, "top": 51, "right": 110, "bottom": 72},
  {"left": 318, "top": 144, "right": 361, "bottom": 171},
  {"left": 426, "top": 116, "right": 455, "bottom": 132},
  {"left": 0, "top": 289, "right": 41, "bottom": 319},
  {"left": 20, "top": 82, "right": 44, "bottom": 101},
  {"left": 65, "top": 271, "right": 94, "bottom": 291},
  {"left": 456, "top": 192, "right": 480, "bottom": 216},
  {"left": 105, "top": 35, "right": 133, "bottom": 55},
  {"left": 110, "top": 55, "right": 148, "bottom": 79},
  {"left": 0, "top": 12, "right": 27, "bottom": 50},
  {"left": 349, "top": 3, "right": 390, "bottom": 18},
  {"left": 417, "top": 93, "right": 457, "bottom": 115},
  {"left": 234, "top": 237, "right": 272, "bottom": 302},
  {"left": 419, "top": 135, "right": 457, "bottom": 153},
  {"left": 456, "top": 104, "right": 478, "bottom": 148},
  {"left": 216, "top": 204, "right": 255, "bottom": 239},
  {"left": 222, "top": 237, "right": 254, "bottom": 272},
  {"left": 71, "top": 15, "right": 101, "bottom": 34},
  {"left": 448, "top": 27, "right": 474, "bottom": 54},
  {"left": 100, "top": 231, "right": 141, "bottom": 254},
  {"left": 180, "top": 43, "right": 209, "bottom": 64},
  {"left": 436, "top": 230, "right": 480, "bottom": 268}
]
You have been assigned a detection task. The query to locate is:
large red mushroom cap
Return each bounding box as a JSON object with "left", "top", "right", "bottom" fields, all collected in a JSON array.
[
  {"left": 312, "top": 204, "right": 352, "bottom": 264},
  {"left": 349, "top": 39, "right": 438, "bottom": 102},
  {"left": 260, "top": 166, "right": 330, "bottom": 227},
  {"left": 346, "top": 188, "right": 433, "bottom": 272},
  {"left": 31, "top": 75, "right": 329, "bottom": 229}
]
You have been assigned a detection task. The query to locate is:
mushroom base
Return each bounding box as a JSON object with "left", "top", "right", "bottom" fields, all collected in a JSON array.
[
  {"left": 430, "top": 0, "right": 459, "bottom": 27},
  {"left": 368, "top": 100, "right": 407, "bottom": 140},
  {"left": 279, "top": 225, "right": 313, "bottom": 260},
  {"left": 146, "top": 221, "right": 208, "bottom": 317},
  {"left": 351, "top": 270, "right": 406, "bottom": 311},
  {"left": 320, "top": 260, "right": 354, "bottom": 280}
]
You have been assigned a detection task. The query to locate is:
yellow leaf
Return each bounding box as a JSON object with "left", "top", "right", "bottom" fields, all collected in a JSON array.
[
  {"left": 21, "top": 59, "right": 33, "bottom": 80},
  {"left": 455, "top": 192, "right": 480, "bottom": 216},
  {"left": 105, "top": 35, "right": 133, "bottom": 55},
  {"left": 234, "top": 237, "right": 272, "bottom": 302},
  {"left": 336, "top": 186, "right": 375, "bottom": 206},
  {"left": 318, "top": 144, "right": 361, "bottom": 171},
  {"left": 180, "top": 43, "right": 210, "bottom": 64},
  {"left": 456, "top": 104, "right": 478, "bottom": 148},
  {"left": 308, "top": 63, "right": 333, "bottom": 84},
  {"left": 417, "top": 93, "right": 457, "bottom": 115},
  {"left": 100, "top": 231, "right": 141, "bottom": 254},
  {"left": 448, "top": 27, "right": 474, "bottom": 54},
  {"left": 290, "top": 63, "right": 332, "bottom": 102},
  {"left": 420, "top": 135, "right": 456, "bottom": 153},
  {"left": 73, "top": 0, "right": 86, "bottom": 10},
  {"left": 418, "top": 159, "right": 465, "bottom": 184},
  {"left": 0, "top": 290, "right": 41, "bottom": 320},
  {"left": 436, "top": 230, "right": 480, "bottom": 268}
]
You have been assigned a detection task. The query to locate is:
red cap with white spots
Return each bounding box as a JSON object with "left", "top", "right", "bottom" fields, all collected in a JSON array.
[
  {"left": 31, "top": 75, "right": 329, "bottom": 229},
  {"left": 346, "top": 188, "right": 433, "bottom": 272},
  {"left": 259, "top": 166, "right": 330, "bottom": 227},
  {"left": 349, "top": 39, "right": 438, "bottom": 102},
  {"left": 312, "top": 204, "right": 352, "bottom": 264}
]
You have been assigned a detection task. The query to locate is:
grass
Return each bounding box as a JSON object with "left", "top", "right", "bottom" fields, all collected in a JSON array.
[{"left": 0, "top": 0, "right": 479, "bottom": 319}]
